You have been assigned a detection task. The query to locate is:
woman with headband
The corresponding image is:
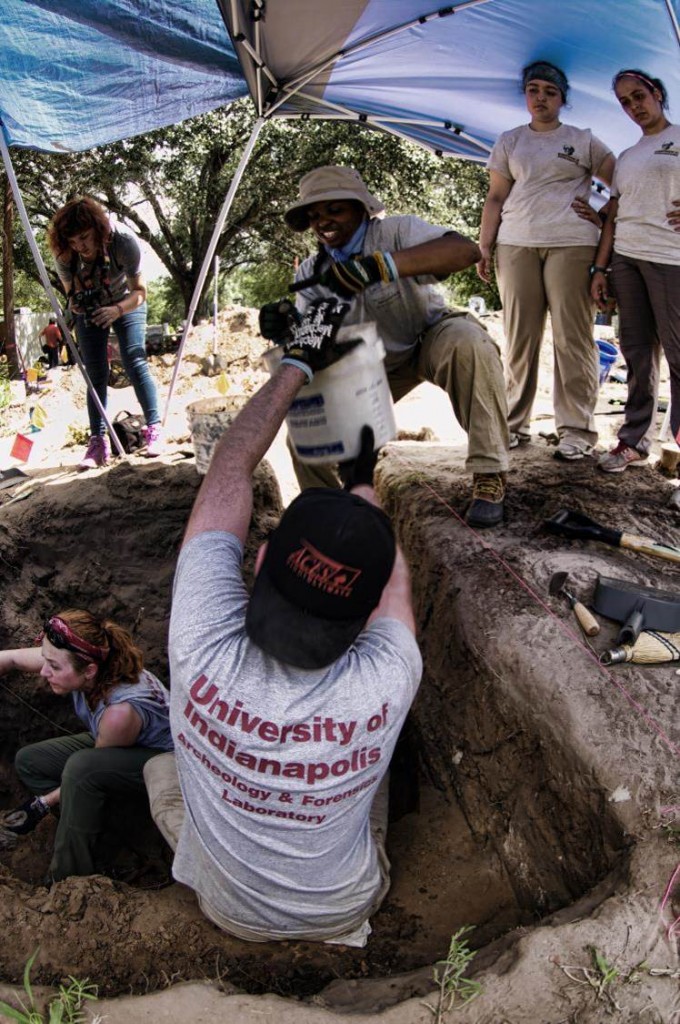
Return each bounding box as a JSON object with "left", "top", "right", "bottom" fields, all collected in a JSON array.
[
  {"left": 0, "top": 610, "right": 172, "bottom": 882},
  {"left": 478, "top": 60, "right": 615, "bottom": 460},
  {"left": 592, "top": 70, "right": 680, "bottom": 474}
]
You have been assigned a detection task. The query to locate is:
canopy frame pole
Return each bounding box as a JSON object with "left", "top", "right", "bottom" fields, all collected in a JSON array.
[
  {"left": 281, "top": 88, "right": 493, "bottom": 156},
  {"left": 0, "top": 123, "right": 127, "bottom": 457},
  {"left": 663, "top": 0, "right": 680, "bottom": 44},
  {"left": 262, "top": 0, "right": 493, "bottom": 118},
  {"left": 162, "top": 116, "right": 265, "bottom": 424}
]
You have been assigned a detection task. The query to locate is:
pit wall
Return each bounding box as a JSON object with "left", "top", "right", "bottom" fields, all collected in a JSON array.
[{"left": 68, "top": 447, "right": 680, "bottom": 1021}]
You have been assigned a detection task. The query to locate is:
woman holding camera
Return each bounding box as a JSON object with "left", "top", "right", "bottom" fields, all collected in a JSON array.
[
  {"left": 47, "top": 196, "right": 162, "bottom": 469},
  {"left": 0, "top": 610, "right": 172, "bottom": 882}
]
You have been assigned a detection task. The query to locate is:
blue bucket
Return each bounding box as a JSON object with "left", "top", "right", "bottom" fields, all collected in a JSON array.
[{"left": 596, "top": 339, "right": 618, "bottom": 386}]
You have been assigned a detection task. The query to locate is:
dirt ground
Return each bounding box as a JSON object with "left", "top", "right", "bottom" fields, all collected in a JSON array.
[{"left": 0, "top": 308, "right": 678, "bottom": 1021}]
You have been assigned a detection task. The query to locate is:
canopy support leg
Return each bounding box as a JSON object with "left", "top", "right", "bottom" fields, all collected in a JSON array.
[
  {"left": 162, "top": 116, "right": 266, "bottom": 425},
  {"left": 0, "top": 124, "right": 127, "bottom": 458}
]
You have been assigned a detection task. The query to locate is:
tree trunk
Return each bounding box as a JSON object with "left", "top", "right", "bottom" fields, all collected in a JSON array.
[{"left": 2, "top": 175, "right": 20, "bottom": 378}]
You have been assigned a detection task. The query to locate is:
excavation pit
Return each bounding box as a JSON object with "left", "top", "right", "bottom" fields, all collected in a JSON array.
[{"left": 0, "top": 453, "right": 676, "bottom": 1017}]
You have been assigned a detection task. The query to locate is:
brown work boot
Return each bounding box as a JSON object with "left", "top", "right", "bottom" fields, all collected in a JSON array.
[{"left": 465, "top": 473, "right": 506, "bottom": 529}]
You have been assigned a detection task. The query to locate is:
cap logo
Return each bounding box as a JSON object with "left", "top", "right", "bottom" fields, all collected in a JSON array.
[{"left": 286, "top": 539, "right": 361, "bottom": 598}]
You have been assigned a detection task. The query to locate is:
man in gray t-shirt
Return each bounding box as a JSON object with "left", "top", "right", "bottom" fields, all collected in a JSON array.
[
  {"left": 145, "top": 314, "right": 421, "bottom": 944},
  {"left": 260, "top": 165, "right": 510, "bottom": 529}
]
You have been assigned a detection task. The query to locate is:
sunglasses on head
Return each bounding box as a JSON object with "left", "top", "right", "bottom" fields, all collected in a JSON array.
[{"left": 38, "top": 616, "right": 109, "bottom": 663}]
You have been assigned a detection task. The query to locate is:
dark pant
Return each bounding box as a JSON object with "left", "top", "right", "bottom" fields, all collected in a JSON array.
[
  {"left": 46, "top": 346, "right": 59, "bottom": 369},
  {"left": 15, "top": 732, "right": 164, "bottom": 880},
  {"left": 611, "top": 253, "right": 680, "bottom": 454},
  {"left": 76, "top": 302, "right": 160, "bottom": 436}
]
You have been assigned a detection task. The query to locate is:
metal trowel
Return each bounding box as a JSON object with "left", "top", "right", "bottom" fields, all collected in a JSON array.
[{"left": 549, "top": 572, "right": 600, "bottom": 636}]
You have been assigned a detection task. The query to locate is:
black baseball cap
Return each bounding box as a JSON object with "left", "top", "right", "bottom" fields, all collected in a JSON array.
[{"left": 246, "top": 488, "right": 396, "bottom": 669}]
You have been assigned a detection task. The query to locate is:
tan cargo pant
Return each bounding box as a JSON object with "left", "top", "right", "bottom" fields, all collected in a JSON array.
[
  {"left": 496, "top": 244, "right": 598, "bottom": 446},
  {"left": 288, "top": 311, "right": 510, "bottom": 489},
  {"left": 143, "top": 752, "right": 390, "bottom": 944}
]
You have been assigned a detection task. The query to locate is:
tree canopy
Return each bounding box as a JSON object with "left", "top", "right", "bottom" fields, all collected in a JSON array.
[{"left": 3, "top": 100, "right": 497, "bottom": 322}]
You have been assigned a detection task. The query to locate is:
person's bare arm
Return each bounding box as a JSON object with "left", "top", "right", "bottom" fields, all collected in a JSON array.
[
  {"left": 0, "top": 648, "right": 44, "bottom": 676},
  {"left": 96, "top": 703, "right": 143, "bottom": 748},
  {"left": 350, "top": 483, "right": 416, "bottom": 635},
  {"left": 391, "top": 231, "right": 481, "bottom": 279},
  {"left": 183, "top": 362, "right": 307, "bottom": 547},
  {"left": 477, "top": 171, "right": 513, "bottom": 283},
  {"left": 594, "top": 153, "right": 615, "bottom": 189},
  {"left": 590, "top": 198, "right": 618, "bottom": 310}
]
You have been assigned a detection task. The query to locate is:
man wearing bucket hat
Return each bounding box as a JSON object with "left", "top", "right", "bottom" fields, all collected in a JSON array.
[
  {"left": 144, "top": 328, "right": 422, "bottom": 944},
  {"left": 260, "top": 165, "right": 510, "bottom": 528}
]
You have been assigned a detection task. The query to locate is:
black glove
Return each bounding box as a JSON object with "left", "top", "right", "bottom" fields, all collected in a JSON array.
[
  {"left": 259, "top": 299, "right": 300, "bottom": 343},
  {"left": 338, "top": 426, "right": 379, "bottom": 490},
  {"left": 1, "top": 796, "right": 50, "bottom": 836},
  {"left": 318, "top": 251, "right": 398, "bottom": 299},
  {"left": 281, "top": 298, "right": 356, "bottom": 377}
]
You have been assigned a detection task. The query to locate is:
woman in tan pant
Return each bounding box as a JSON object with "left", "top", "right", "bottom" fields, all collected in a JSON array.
[{"left": 477, "top": 61, "right": 615, "bottom": 460}]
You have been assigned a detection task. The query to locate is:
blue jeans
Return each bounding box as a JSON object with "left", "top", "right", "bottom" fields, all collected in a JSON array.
[{"left": 76, "top": 302, "right": 160, "bottom": 436}]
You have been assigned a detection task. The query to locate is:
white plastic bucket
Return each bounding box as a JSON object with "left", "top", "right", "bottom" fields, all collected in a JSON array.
[
  {"left": 187, "top": 395, "right": 248, "bottom": 474},
  {"left": 262, "top": 322, "right": 397, "bottom": 464}
]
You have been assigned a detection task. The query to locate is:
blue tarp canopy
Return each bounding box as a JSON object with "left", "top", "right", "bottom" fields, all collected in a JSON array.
[{"left": 1, "top": 0, "right": 679, "bottom": 159}]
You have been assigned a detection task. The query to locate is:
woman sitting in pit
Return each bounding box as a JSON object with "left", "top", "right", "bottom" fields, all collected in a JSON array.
[{"left": 0, "top": 610, "right": 172, "bottom": 882}]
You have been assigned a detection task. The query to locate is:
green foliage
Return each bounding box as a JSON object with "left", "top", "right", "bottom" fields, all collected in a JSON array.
[
  {"left": 589, "top": 946, "right": 620, "bottom": 990},
  {"left": 0, "top": 949, "right": 98, "bottom": 1024},
  {"left": 221, "top": 262, "right": 295, "bottom": 308},
  {"left": 9, "top": 100, "right": 498, "bottom": 318},
  {"left": 423, "top": 926, "right": 482, "bottom": 1023},
  {"left": 0, "top": 360, "right": 11, "bottom": 413},
  {"left": 145, "top": 276, "right": 185, "bottom": 328}
]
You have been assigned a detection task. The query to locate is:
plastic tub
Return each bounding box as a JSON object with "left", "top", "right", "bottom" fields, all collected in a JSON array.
[
  {"left": 187, "top": 395, "right": 249, "bottom": 474},
  {"left": 596, "top": 339, "right": 619, "bottom": 386},
  {"left": 262, "top": 322, "right": 397, "bottom": 464}
]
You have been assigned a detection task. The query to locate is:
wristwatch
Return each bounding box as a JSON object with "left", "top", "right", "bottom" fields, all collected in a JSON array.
[{"left": 589, "top": 265, "right": 608, "bottom": 277}]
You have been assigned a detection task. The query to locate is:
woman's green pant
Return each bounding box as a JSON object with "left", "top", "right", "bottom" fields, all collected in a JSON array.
[{"left": 14, "top": 732, "right": 165, "bottom": 881}]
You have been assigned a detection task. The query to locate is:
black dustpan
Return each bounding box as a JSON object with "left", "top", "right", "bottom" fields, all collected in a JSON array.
[{"left": 593, "top": 575, "right": 680, "bottom": 645}]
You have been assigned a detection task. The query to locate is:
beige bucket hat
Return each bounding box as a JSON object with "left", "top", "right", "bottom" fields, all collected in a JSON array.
[{"left": 284, "top": 166, "right": 385, "bottom": 232}]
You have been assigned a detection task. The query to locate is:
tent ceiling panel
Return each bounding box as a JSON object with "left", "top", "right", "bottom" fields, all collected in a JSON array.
[
  {"left": 226, "top": 0, "right": 680, "bottom": 158},
  {"left": 0, "top": 0, "right": 247, "bottom": 152},
  {"left": 0, "top": 0, "right": 678, "bottom": 161}
]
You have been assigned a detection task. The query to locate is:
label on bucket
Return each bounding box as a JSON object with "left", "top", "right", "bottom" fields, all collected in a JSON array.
[{"left": 296, "top": 441, "right": 346, "bottom": 458}]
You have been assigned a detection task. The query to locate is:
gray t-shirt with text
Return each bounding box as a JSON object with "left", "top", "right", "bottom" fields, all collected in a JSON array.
[{"left": 169, "top": 531, "right": 422, "bottom": 940}]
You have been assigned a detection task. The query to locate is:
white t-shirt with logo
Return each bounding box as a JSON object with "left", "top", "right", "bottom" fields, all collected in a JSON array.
[
  {"left": 169, "top": 531, "right": 422, "bottom": 940},
  {"left": 612, "top": 123, "right": 680, "bottom": 266},
  {"left": 487, "top": 123, "right": 612, "bottom": 247}
]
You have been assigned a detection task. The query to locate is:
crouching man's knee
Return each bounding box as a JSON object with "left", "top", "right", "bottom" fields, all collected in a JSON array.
[{"left": 143, "top": 752, "right": 184, "bottom": 852}]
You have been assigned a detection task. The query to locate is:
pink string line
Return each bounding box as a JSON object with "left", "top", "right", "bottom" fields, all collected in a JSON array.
[
  {"left": 390, "top": 454, "right": 680, "bottom": 761},
  {"left": 659, "top": 862, "right": 680, "bottom": 942}
]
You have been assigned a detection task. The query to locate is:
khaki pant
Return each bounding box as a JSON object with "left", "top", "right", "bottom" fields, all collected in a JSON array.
[
  {"left": 288, "top": 311, "right": 509, "bottom": 489},
  {"left": 143, "top": 752, "right": 390, "bottom": 943},
  {"left": 496, "top": 244, "right": 598, "bottom": 446}
]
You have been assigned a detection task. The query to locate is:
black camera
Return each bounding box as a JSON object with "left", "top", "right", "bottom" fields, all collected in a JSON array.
[{"left": 71, "top": 287, "right": 105, "bottom": 326}]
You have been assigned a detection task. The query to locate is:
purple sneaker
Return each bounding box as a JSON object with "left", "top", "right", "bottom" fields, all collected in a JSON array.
[
  {"left": 143, "top": 422, "right": 164, "bottom": 457},
  {"left": 78, "top": 435, "right": 110, "bottom": 471}
]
